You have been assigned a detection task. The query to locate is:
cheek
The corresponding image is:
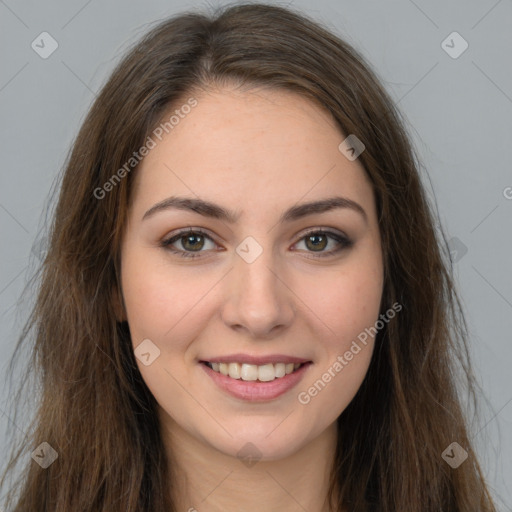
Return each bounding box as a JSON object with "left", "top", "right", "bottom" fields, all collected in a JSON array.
[
  {"left": 295, "top": 270, "right": 382, "bottom": 415},
  {"left": 297, "top": 258, "right": 383, "bottom": 344},
  {"left": 121, "top": 258, "right": 204, "bottom": 420},
  {"left": 293, "top": 252, "right": 383, "bottom": 404},
  {"left": 121, "top": 255, "right": 211, "bottom": 345}
]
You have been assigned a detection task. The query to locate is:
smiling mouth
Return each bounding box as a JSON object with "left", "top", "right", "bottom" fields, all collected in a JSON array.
[{"left": 201, "top": 361, "right": 309, "bottom": 382}]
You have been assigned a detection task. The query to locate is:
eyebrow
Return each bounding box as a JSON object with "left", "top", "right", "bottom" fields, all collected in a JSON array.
[{"left": 142, "top": 195, "right": 368, "bottom": 225}]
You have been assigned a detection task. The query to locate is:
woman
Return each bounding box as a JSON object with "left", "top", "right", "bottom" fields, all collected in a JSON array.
[{"left": 0, "top": 3, "right": 497, "bottom": 511}]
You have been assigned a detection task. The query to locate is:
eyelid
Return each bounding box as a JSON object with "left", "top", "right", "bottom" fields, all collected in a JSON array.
[{"left": 298, "top": 226, "right": 349, "bottom": 240}]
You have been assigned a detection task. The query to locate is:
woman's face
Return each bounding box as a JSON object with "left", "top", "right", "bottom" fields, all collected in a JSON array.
[{"left": 119, "top": 86, "right": 384, "bottom": 460}]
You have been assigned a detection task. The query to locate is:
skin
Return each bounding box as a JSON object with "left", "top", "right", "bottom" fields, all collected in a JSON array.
[{"left": 118, "top": 85, "right": 384, "bottom": 512}]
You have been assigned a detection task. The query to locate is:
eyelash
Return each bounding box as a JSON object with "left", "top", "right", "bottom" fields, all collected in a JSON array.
[{"left": 160, "top": 227, "right": 353, "bottom": 259}]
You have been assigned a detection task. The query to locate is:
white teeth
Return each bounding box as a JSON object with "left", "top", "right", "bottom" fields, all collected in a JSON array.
[
  {"left": 257, "top": 364, "right": 275, "bottom": 382},
  {"left": 274, "top": 363, "right": 286, "bottom": 378},
  {"left": 240, "top": 364, "right": 258, "bottom": 381},
  {"left": 228, "top": 362, "right": 241, "bottom": 379},
  {"left": 207, "top": 361, "right": 306, "bottom": 381}
]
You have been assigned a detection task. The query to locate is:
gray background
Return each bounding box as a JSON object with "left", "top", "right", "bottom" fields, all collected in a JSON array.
[{"left": 0, "top": 0, "right": 511, "bottom": 509}]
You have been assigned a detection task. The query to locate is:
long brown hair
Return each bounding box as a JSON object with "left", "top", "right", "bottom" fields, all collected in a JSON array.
[{"left": 0, "top": 3, "right": 497, "bottom": 511}]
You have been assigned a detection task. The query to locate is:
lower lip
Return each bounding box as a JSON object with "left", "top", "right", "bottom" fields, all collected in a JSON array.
[{"left": 200, "top": 362, "right": 312, "bottom": 402}]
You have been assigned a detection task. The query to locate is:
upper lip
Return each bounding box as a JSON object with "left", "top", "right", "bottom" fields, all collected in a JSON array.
[{"left": 200, "top": 354, "right": 311, "bottom": 365}]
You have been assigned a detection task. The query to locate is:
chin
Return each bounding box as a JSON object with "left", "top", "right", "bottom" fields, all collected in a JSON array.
[{"left": 201, "top": 424, "right": 313, "bottom": 462}]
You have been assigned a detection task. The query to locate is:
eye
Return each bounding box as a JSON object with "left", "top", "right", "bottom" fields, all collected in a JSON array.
[
  {"left": 161, "top": 228, "right": 216, "bottom": 259},
  {"left": 160, "top": 228, "right": 353, "bottom": 259},
  {"left": 292, "top": 229, "right": 353, "bottom": 258}
]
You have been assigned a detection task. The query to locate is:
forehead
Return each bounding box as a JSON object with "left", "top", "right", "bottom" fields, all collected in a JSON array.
[{"left": 130, "top": 87, "right": 375, "bottom": 222}]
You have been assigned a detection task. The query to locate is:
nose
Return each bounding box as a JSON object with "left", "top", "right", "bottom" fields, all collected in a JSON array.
[{"left": 221, "top": 248, "right": 295, "bottom": 339}]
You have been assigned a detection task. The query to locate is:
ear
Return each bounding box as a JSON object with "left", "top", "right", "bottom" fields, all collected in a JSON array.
[{"left": 112, "top": 282, "right": 127, "bottom": 323}]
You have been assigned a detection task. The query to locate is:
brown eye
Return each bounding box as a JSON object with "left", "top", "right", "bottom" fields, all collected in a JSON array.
[
  {"left": 294, "top": 230, "right": 353, "bottom": 258},
  {"left": 305, "top": 233, "right": 328, "bottom": 251},
  {"left": 180, "top": 233, "right": 206, "bottom": 251},
  {"left": 161, "top": 228, "right": 353, "bottom": 260},
  {"left": 161, "top": 229, "right": 217, "bottom": 259}
]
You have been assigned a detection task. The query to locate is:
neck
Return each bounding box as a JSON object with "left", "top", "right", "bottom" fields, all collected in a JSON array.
[{"left": 160, "top": 412, "right": 340, "bottom": 512}]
